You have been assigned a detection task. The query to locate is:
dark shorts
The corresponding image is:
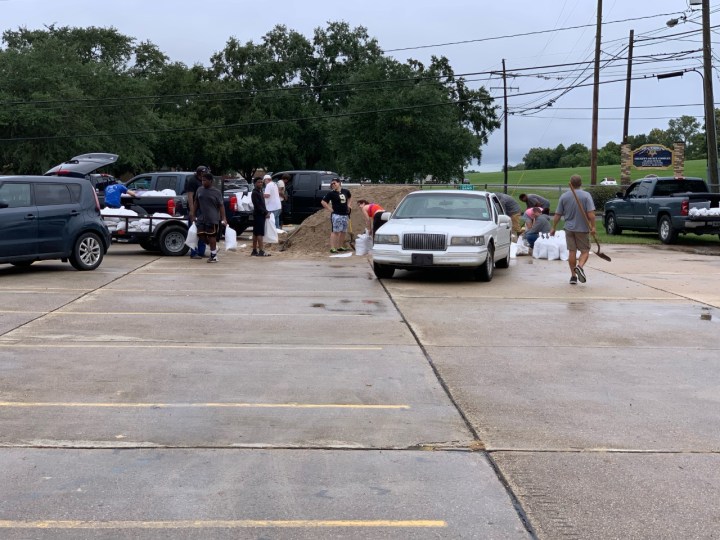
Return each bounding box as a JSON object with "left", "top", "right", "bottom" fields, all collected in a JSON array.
[
  {"left": 253, "top": 215, "right": 266, "bottom": 236},
  {"left": 372, "top": 212, "right": 384, "bottom": 235},
  {"left": 196, "top": 222, "right": 218, "bottom": 236}
]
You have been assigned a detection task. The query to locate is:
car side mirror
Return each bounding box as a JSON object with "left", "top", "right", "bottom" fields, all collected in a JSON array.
[
  {"left": 380, "top": 211, "right": 392, "bottom": 222},
  {"left": 616, "top": 191, "right": 624, "bottom": 198},
  {"left": 498, "top": 214, "right": 511, "bottom": 225},
  {"left": 0, "top": 200, "right": 8, "bottom": 209}
]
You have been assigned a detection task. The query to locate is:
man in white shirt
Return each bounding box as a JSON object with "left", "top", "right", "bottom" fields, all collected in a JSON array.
[{"left": 263, "top": 174, "right": 282, "bottom": 230}]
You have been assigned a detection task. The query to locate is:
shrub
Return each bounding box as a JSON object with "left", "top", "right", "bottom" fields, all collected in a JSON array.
[{"left": 586, "top": 186, "right": 622, "bottom": 211}]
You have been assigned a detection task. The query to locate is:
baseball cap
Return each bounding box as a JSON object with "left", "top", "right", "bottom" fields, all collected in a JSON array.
[
  {"left": 263, "top": 174, "right": 272, "bottom": 181},
  {"left": 196, "top": 165, "right": 209, "bottom": 174}
]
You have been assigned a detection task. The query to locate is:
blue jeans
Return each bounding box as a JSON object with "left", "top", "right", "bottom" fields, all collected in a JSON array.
[
  {"left": 526, "top": 232, "right": 539, "bottom": 248},
  {"left": 271, "top": 209, "right": 282, "bottom": 229}
]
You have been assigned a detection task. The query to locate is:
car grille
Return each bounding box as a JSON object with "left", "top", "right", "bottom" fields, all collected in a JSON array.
[{"left": 402, "top": 233, "right": 446, "bottom": 251}]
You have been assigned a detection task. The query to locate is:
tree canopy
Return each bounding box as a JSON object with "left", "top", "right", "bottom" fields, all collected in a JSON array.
[{"left": 0, "top": 23, "right": 499, "bottom": 181}]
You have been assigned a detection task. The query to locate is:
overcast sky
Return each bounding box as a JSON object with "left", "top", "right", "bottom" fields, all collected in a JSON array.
[{"left": 1, "top": 0, "right": 713, "bottom": 171}]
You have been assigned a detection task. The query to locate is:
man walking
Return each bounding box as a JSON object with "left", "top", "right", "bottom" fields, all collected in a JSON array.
[
  {"left": 195, "top": 171, "right": 227, "bottom": 263},
  {"left": 251, "top": 177, "right": 271, "bottom": 257},
  {"left": 550, "top": 175, "right": 596, "bottom": 285},
  {"left": 321, "top": 178, "right": 352, "bottom": 254}
]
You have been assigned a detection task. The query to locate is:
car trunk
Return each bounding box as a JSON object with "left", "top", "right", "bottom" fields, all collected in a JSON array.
[{"left": 44, "top": 153, "right": 119, "bottom": 178}]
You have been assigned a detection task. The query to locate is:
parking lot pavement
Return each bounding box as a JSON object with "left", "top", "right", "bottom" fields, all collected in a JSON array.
[
  {"left": 0, "top": 244, "right": 529, "bottom": 539},
  {"left": 2, "top": 242, "right": 719, "bottom": 538},
  {"left": 382, "top": 244, "right": 720, "bottom": 539}
]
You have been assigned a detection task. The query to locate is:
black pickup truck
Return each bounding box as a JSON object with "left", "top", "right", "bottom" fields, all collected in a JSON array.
[
  {"left": 271, "top": 170, "right": 359, "bottom": 224},
  {"left": 604, "top": 176, "right": 720, "bottom": 243}
]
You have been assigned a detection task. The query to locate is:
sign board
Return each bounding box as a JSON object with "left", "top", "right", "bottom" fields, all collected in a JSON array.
[
  {"left": 458, "top": 184, "right": 474, "bottom": 190},
  {"left": 632, "top": 144, "right": 673, "bottom": 169}
]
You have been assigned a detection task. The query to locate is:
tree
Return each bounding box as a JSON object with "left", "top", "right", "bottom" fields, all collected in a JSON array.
[{"left": 667, "top": 115, "right": 700, "bottom": 146}]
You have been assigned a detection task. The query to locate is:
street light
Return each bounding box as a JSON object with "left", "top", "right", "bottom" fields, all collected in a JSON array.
[{"left": 665, "top": 0, "right": 718, "bottom": 192}]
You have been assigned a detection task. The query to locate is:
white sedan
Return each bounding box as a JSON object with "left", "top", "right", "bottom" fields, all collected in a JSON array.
[{"left": 371, "top": 190, "right": 512, "bottom": 281}]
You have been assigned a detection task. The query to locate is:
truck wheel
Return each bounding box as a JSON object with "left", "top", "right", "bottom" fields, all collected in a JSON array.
[
  {"left": 139, "top": 239, "right": 159, "bottom": 252},
  {"left": 69, "top": 232, "right": 104, "bottom": 270},
  {"left": 658, "top": 216, "right": 678, "bottom": 244},
  {"left": 605, "top": 212, "right": 622, "bottom": 235},
  {"left": 159, "top": 225, "right": 189, "bottom": 256},
  {"left": 373, "top": 262, "right": 394, "bottom": 279}
]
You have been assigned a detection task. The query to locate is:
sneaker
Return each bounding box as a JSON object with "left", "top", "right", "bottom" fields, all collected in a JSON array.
[
  {"left": 258, "top": 250, "right": 271, "bottom": 257},
  {"left": 337, "top": 247, "right": 347, "bottom": 252},
  {"left": 575, "top": 266, "right": 587, "bottom": 283},
  {"left": 190, "top": 254, "right": 202, "bottom": 260},
  {"left": 330, "top": 248, "right": 338, "bottom": 254},
  {"left": 251, "top": 249, "right": 258, "bottom": 256},
  {"left": 207, "top": 255, "right": 218, "bottom": 263},
  {"left": 569, "top": 276, "right": 578, "bottom": 285}
]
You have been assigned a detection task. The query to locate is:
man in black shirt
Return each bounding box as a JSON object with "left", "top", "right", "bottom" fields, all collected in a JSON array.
[
  {"left": 321, "top": 178, "right": 352, "bottom": 253},
  {"left": 250, "top": 177, "right": 271, "bottom": 257},
  {"left": 195, "top": 172, "right": 227, "bottom": 263},
  {"left": 187, "top": 166, "right": 208, "bottom": 259}
]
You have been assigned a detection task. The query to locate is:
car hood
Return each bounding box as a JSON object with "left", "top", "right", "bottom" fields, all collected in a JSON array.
[
  {"left": 378, "top": 218, "right": 497, "bottom": 236},
  {"left": 44, "top": 153, "right": 119, "bottom": 177}
]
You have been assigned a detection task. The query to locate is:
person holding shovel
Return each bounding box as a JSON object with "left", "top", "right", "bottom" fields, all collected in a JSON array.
[{"left": 550, "top": 174, "right": 596, "bottom": 285}]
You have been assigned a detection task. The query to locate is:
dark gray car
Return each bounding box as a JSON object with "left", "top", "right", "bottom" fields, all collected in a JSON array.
[{"left": 0, "top": 176, "right": 111, "bottom": 270}]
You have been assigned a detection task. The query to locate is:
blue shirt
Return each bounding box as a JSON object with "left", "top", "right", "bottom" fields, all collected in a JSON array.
[{"left": 104, "top": 184, "right": 128, "bottom": 208}]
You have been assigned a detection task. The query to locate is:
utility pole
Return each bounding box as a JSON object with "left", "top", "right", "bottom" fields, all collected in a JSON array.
[
  {"left": 590, "top": 0, "right": 603, "bottom": 185},
  {"left": 622, "top": 29, "right": 634, "bottom": 144},
  {"left": 700, "top": 0, "right": 719, "bottom": 192},
  {"left": 490, "top": 63, "right": 518, "bottom": 194},
  {"left": 502, "top": 59, "right": 509, "bottom": 194}
]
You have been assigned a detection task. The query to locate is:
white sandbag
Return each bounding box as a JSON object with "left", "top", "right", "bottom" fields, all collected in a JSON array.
[
  {"left": 265, "top": 216, "right": 279, "bottom": 244},
  {"left": 185, "top": 223, "right": 198, "bottom": 249},
  {"left": 533, "top": 236, "right": 549, "bottom": 259},
  {"left": 546, "top": 241, "right": 560, "bottom": 260},
  {"left": 224, "top": 226, "right": 237, "bottom": 251},
  {"left": 514, "top": 235, "right": 530, "bottom": 256},
  {"left": 355, "top": 233, "right": 373, "bottom": 256},
  {"left": 510, "top": 242, "right": 518, "bottom": 258}
]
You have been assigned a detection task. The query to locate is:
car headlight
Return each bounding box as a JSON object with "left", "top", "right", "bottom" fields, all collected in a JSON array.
[
  {"left": 374, "top": 234, "right": 400, "bottom": 245},
  {"left": 450, "top": 236, "right": 485, "bottom": 246}
]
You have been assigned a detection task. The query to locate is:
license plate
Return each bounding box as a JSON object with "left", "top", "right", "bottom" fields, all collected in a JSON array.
[{"left": 412, "top": 253, "right": 433, "bottom": 266}]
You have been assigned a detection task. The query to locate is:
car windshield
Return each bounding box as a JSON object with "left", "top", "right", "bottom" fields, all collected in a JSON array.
[{"left": 394, "top": 193, "right": 491, "bottom": 220}]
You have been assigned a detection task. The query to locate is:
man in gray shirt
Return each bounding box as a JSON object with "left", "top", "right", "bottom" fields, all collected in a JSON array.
[
  {"left": 525, "top": 207, "right": 552, "bottom": 248},
  {"left": 550, "top": 175, "right": 595, "bottom": 285},
  {"left": 495, "top": 193, "right": 522, "bottom": 236},
  {"left": 195, "top": 172, "right": 227, "bottom": 263},
  {"left": 520, "top": 193, "right": 551, "bottom": 214}
]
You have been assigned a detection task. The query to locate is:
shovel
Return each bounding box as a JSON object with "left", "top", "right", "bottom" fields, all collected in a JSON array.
[
  {"left": 346, "top": 215, "right": 356, "bottom": 250},
  {"left": 569, "top": 183, "right": 612, "bottom": 262}
]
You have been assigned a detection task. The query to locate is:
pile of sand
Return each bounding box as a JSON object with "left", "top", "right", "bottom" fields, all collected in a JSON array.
[{"left": 278, "top": 185, "right": 417, "bottom": 257}]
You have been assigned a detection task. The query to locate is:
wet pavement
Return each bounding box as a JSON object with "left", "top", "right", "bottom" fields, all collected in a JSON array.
[{"left": 0, "top": 242, "right": 718, "bottom": 538}]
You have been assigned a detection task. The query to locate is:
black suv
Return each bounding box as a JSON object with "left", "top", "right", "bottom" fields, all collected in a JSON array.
[{"left": 0, "top": 176, "right": 111, "bottom": 270}]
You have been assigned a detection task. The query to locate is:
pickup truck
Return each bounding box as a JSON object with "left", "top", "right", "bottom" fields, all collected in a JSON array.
[
  {"left": 603, "top": 176, "right": 720, "bottom": 243},
  {"left": 270, "top": 170, "right": 359, "bottom": 224}
]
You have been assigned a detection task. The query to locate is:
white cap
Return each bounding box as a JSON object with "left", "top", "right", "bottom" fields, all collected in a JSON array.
[{"left": 263, "top": 174, "right": 272, "bottom": 181}]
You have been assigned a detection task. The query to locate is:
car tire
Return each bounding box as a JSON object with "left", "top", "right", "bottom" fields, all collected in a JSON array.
[
  {"left": 658, "top": 215, "right": 677, "bottom": 244},
  {"left": 69, "top": 232, "right": 104, "bottom": 271},
  {"left": 159, "top": 225, "right": 190, "bottom": 256},
  {"left": 475, "top": 244, "right": 494, "bottom": 282},
  {"left": 373, "top": 262, "right": 394, "bottom": 279},
  {"left": 605, "top": 212, "right": 622, "bottom": 235}
]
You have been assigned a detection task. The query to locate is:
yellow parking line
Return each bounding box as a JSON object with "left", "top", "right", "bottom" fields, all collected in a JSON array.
[
  {"left": 0, "top": 343, "right": 382, "bottom": 351},
  {"left": 0, "top": 402, "right": 410, "bottom": 410},
  {"left": 0, "top": 519, "right": 446, "bottom": 529}
]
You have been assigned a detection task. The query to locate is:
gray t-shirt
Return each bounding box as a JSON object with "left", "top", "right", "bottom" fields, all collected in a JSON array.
[
  {"left": 528, "top": 214, "right": 552, "bottom": 234},
  {"left": 525, "top": 194, "right": 550, "bottom": 210},
  {"left": 495, "top": 193, "right": 521, "bottom": 215},
  {"left": 556, "top": 189, "right": 595, "bottom": 233}
]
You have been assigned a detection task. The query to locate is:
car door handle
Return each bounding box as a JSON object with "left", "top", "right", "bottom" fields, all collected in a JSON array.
[
  {"left": 24, "top": 214, "right": 36, "bottom": 220},
  {"left": 70, "top": 210, "right": 80, "bottom": 215}
]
